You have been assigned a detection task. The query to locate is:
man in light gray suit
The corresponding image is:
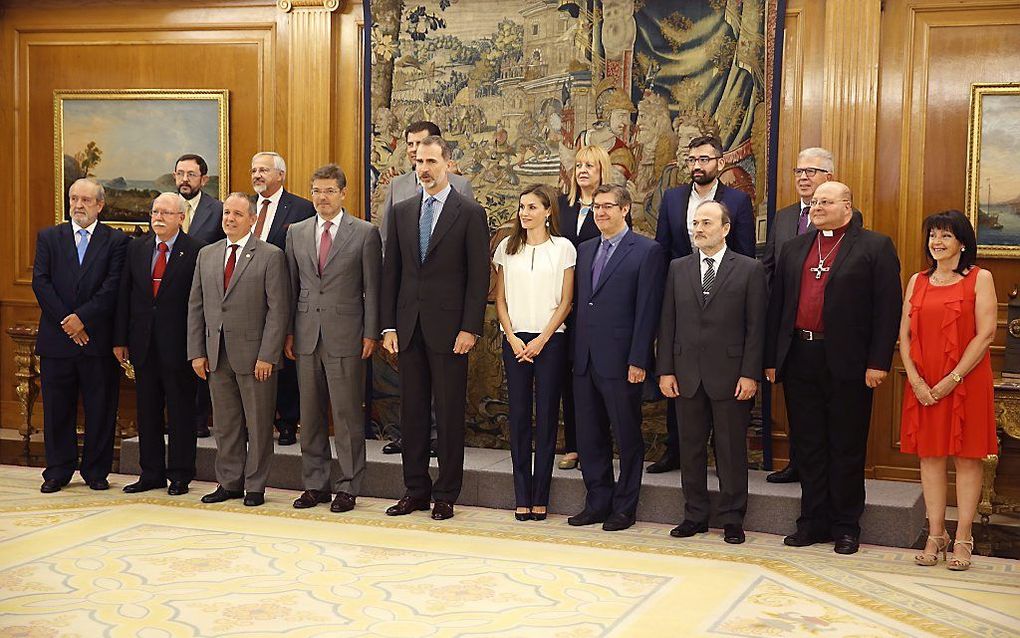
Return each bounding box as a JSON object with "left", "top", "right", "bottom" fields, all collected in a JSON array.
[
  {"left": 376, "top": 120, "right": 474, "bottom": 455},
  {"left": 760, "top": 147, "right": 861, "bottom": 484},
  {"left": 657, "top": 200, "right": 767, "bottom": 545},
  {"left": 284, "top": 164, "right": 382, "bottom": 513},
  {"left": 188, "top": 192, "right": 290, "bottom": 507}
]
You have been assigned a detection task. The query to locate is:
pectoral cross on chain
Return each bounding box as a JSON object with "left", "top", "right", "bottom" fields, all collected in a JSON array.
[{"left": 810, "top": 260, "right": 829, "bottom": 280}]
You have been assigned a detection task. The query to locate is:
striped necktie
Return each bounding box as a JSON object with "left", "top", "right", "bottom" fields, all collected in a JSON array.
[
  {"left": 702, "top": 257, "right": 716, "bottom": 296},
  {"left": 419, "top": 196, "right": 437, "bottom": 263}
]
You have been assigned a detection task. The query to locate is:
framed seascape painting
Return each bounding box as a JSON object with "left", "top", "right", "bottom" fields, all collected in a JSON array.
[
  {"left": 966, "top": 82, "right": 1020, "bottom": 258},
  {"left": 54, "top": 89, "right": 229, "bottom": 231}
]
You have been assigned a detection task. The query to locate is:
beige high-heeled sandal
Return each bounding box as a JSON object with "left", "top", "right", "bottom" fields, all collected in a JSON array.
[
  {"left": 914, "top": 532, "right": 950, "bottom": 566},
  {"left": 948, "top": 537, "right": 974, "bottom": 571}
]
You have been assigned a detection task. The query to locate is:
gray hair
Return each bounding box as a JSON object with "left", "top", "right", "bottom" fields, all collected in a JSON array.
[
  {"left": 695, "top": 199, "right": 731, "bottom": 225},
  {"left": 797, "top": 147, "right": 834, "bottom": 173},
  {"left": 251, "top": 151, "right": 287, "bottom": 173},
  {"left": 70, "top": 177, "right": 105, "bottom": 202},
  {"left": 224, "top": 191, "right": 256, "bottom": 215},
  {"left": 153, "top": 192, "right": 186, "bottom": 213}
]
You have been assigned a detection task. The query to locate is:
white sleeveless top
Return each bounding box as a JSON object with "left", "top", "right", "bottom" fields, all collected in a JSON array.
[{"left": 492, "top": 235, "right": 576, "bottom": 334}]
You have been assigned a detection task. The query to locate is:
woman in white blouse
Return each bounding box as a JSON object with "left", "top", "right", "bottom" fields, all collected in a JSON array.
[{"left": 494, "top": 184, "right": 577, "bottom": 521}]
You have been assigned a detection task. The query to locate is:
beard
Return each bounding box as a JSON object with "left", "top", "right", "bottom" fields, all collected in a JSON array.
[{"left": 692, "top": 171, "right": 716, "bottom": 186}]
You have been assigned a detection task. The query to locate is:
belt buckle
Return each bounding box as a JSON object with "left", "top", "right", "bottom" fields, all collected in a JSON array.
[{"left": 801, "top": 329, "right": 814, "bottom": 341}]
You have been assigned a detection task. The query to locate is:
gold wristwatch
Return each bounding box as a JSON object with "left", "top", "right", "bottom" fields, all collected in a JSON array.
[{"left": 950, "top": 372, "right": 963, "bottom": 383}]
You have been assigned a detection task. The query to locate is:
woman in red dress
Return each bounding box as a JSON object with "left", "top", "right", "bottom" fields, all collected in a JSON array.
[{"left": 899, "top": 210, "right": 997, "bottom": 571}]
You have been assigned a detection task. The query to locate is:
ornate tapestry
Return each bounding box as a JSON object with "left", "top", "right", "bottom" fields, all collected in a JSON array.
[{"left": 368, "top": 0, "right": 782, "bottom": 459}]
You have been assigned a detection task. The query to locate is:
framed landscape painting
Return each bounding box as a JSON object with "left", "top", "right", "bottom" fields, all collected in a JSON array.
[
  {"left": 966, "top": 82, "right": 1020, "bottom": 258},
  {"left": 54, "top": 89, "right": 229, "bottom": 231}
]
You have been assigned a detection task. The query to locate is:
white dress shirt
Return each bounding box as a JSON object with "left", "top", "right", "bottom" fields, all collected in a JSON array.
[
  {"left": 184, "top": 191, "right": 203, "bottom": 232},
  {"left": 316, "top": 211, "right": 343, "bottom": 245},
  {"left": 224, "top": 232, "right": 253, "bottom": 267},
  {"left": 255, "top": 188, "right": 284, "bottom": 241},
  {"left": 71, "top": 219, "right": 99, "bottom": 245},
  {"left": 698, "top": 244, "right": 726, "bottom": 282},
  {"left": 687, "top": 179, "right": 720, "bottom": 240}
]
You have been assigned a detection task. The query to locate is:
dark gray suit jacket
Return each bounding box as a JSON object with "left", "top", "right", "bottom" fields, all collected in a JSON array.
[
  {"left": 656, "top": 249, "right": 768, "bottom": 400},
  {"left": 762, "top": 202, "right": 864, "bottom": 282},
  {"left": 188, "top": 192, "right": 225, "bottom": 246}
]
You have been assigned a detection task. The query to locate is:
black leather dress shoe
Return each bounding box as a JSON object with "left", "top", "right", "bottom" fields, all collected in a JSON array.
[
  {"left": 646, "top": 453, "right": 681, "bottom": 474},
  {"left": 201, "top": 486, "right": 244, "bottom": 503},
  {"left": 833, "top": 534, "right": 860, "bottom": 555},
  {"left": 783, "top": 530, "right": 831, "bottom": 547},
  {"left": 88, "top": 478, "right": 110, "bottom": 491},
  {"left": 381, "top": 439, "right": 402, "bottom": 454},
  {"left": 167, "top": 481, "right": 189, "bottom": 496},
  {"left": 766, "top": 464, "right": 800, "bottom": 483},
  {"left": 196, "top": 423, "right": 211, "bottom": 438},
  {"left": 602, "top": 513, "right": 635, "bottom": 531},
  {"left": 431, "top": 500, "right": 455, "bottom": 520},
  {"left": 567, "top": 509, "right": 607, "bottom": 526},
  {"left": 40, "top": 478, "right": 68, "bottom": 493},
  {"left": 123, "top": 479, "right": 166, "bottom": 493},
  {"left": 331, "top": 492, "right": 356, "bottom": 513},
  {"left": 293, "top": 490, "right": 331, "bottom": 509},
  {"left": 724, "top": 524, "right": 746, "bottom": 544},
  {"left": 386, "top": 495, "right": 430, "bottom": 516},
  {"left": 670, "top": 520, "right": 708, "bottom": 538},
  {"left": 244, "top": 492, "right": 265, "bottom": 507},
  {"left": 277, "top": 423, "right": 297, "bottom": 446}
]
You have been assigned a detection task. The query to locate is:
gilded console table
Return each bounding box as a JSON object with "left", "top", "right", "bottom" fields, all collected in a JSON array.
[
  {"left": 7, "top": 323, "right": 41, "bottom": 465},
  {"left": 979, "top": 378, "right": 1020, "bottom": 554}
]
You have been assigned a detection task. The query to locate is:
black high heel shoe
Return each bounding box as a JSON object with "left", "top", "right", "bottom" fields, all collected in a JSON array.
[
  {"left": 531, "top": 507, "right": 547, "bottom": 521},
  {"left": 515, "top": 509, "right": 533, "bottom": 521}
]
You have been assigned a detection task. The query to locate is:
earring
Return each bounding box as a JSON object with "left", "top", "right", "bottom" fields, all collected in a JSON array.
[
  {"left": 961, "top": 247, "right": 966, "bottom": 252},
  {"left": 545, "top": 218, "right": 550, "bottom": 227}
]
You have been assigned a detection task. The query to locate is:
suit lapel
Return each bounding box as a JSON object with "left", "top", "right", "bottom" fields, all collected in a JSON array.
[
  {"left": 224, "top": 237, "right": 257, "bottom": 299},
  {"left": 686, "top": 253, "right": 704, "bottom": 308},
  {"left": 302, "top": 218, "right": 320, "bottom": 275},
  {"left": 78, "top": 223, "right": 108, "bottom": 278},
  {"left": 155, "top": 234, "right": 190, "bottom": 299},
  {"left": 592, "top": 231, "right": 634, "bottom": 297},
  {"left": 266, "top": 191, "right": 290, "bottom": 245},
  {"left": 703, "top": 251, "right": 736, "bottom": 309},
  {"left": 322, "top": 214, "right": 355, "bottom": 272},
  {"left": 190, "top": 198, "right": 209, "bottom": 236},
  {"left": 824, "top": 222, "right": 860, "bottom": 283},
  {"left": 61, "top": 224, "right": 81, "bottom": 275},
  {"left": 424, "top": 193, "right": 461, "bottom": 262}
]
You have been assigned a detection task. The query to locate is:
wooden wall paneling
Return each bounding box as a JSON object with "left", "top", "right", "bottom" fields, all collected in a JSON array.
[
  {"left": 334, "top": 1, "right": 365, "bottom": 217},
  {"left": 0, "top": 1, "right": 283, "bottom": 434}
]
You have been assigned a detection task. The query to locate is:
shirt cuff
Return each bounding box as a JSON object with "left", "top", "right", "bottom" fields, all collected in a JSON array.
[{"left": 381, "top": 328, "right": 396, "bottom": 334}]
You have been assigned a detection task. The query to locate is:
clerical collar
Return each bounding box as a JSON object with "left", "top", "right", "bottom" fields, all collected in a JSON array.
[{"left": 820, "top": 223, "right": 850, "bottom": 238}]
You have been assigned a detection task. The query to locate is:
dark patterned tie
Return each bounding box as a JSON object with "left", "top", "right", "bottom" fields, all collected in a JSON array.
[
  {"left": 702, "top": 256, "right": 716, "bottom": 296},
  {"left": 797, "top": 205, "right": 810, "bottom": 235},
  {"left": 591, "top": 239, "right": 611, "bottom": 286}
]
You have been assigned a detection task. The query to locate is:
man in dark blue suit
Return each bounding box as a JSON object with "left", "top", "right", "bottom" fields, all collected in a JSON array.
[
  {"left": 569, "top": 184, "right": 666, "bottom": 532},
  {"left": 650, "top": 135, "right": 756, "bottom": 474},
  {"left": 32, "top": 178, "right": 128, "bottom": 493},
  {"left": 173, "top": 153, "right": 224, "bottom": 439},
  {"left": 250, "top": 151, "right": 316, "bottom": 445}
]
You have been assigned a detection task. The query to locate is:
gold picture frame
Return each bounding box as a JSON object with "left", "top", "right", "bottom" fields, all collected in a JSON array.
[
  {"left": 54, "top": 89, "right": 229, "bottom": 232},
  {"left": 965, "top": 82, "right": 1020, "bottom": 258}
]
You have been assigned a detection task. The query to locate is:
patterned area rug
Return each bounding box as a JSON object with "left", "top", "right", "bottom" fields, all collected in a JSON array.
[{"left": 1, "top": 466, "right": 1017, "bottom": 637}]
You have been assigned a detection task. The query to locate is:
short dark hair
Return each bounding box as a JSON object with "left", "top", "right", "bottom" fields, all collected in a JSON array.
[
  {"left": 695, "top": 199, "right": 731, "bottom": 225},
  {"left": 688, "top": 135, "right": 724, "bottom": 157},
  {"left": 417, "top": 135, "right": 451, "bottom": 160},
  {"left": 405, "top": 120, "right": 442, "bottom": 139},
  {"left": 593, "top": 183, "right": 631, "bottom": 208},
  {"left": 311, "top": 163, "right": 347, "bottom": 189},
  {"left": 175, "top": 153, "right": 209, "bottom": 175},
  {"left": 922, "top": 210, "right": 977, "bottom": 275}
]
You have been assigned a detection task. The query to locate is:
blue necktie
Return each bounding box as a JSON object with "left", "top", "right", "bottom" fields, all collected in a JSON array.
[
  {"left": 76, "top": 229, "right": 89, "bottom": 264},
  {"left": 591, "top": 239, "right": 611, "bottom": 286},
  {"left": 419, "top": 196, "right": 437, "bottom": 263}
]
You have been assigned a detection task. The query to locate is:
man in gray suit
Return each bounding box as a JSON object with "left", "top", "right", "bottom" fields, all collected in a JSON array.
[
  {"left": 657, "top": 200, "right": 767, "bottom": 545},
  {"left": 760, "top": 147, "right": 861, "bottom": 484},
  {"left": 188, "top": 192, "right": 290, "bottom": 507},
  {"left": 284, "top": 164, "right": 382, "bottom": 513},
  {"left": 377, "top": 120, "right": 474, "bottom": 455},
  {"left": 174, "top": 153, "right": 224, "bottom": 439}
]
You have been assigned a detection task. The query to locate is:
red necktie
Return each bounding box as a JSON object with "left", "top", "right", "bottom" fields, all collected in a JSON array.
[
  {"left": 318, "top": 220, "right": 333, "bottom": 276},
  {"left": 224, "top": 244, "right": 238, "bottom": 290},
  {"left": 253, "top": 199, "right": 270, "bottom": 239},
  {"left": 152, "top": 241, "right": 168, "bottom": 297}
]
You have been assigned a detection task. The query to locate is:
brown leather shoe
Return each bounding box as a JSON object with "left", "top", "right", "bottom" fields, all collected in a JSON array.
[
  {"left": 386, "top": 495, "right": 431, "bottom": 516},
  {"left": 330, "top": 492, "right": 356, "bottom": 513},
  {"left": 293, "top": 490, "right": 331, "bottom": 509},
  {"left": 431, "top": 500, "right": 455, "bottom": 520}
]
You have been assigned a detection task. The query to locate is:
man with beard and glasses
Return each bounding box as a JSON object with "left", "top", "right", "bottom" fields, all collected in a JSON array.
[
  {"left": 250, "top": 151, "right": 315, "bottom": 446},
  {"left": 174, "top": 153, "right": 224, "bottom": 439},
  {"left": 650, "top": 135, "right": 755, "bottom": 475},
  {"left": 33, "top": 178, "right": 128, "bottom": 493}
]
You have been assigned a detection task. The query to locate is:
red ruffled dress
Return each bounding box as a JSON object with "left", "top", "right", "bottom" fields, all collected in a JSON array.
[{"left": 900, "top": 268, "right": 998, "bottom": 458}]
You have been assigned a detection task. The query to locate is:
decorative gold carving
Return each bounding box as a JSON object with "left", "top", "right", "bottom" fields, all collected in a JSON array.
[
  {"left": 278, "top": 0, "right": 343, "bottom": 12},
  {"left": 7, "top": 323, "right": 41, "bottom": 464},
  {"left": 980, "top": 378, "right": 1020, "bottom": 554},
  {"left": 1009, "top": 318, "right": 1020, "bottom": 339}
]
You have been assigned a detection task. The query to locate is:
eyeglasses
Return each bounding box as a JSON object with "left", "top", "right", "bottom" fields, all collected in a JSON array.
[
  {"left": 684, "top": 156, "right": 721, "bottom": 166},
  {"left": 150, "top": 210, "right": 183, "bottom": 218},
  {"left": 250, "top": 166, "right": 279, "bottom": 175},
  {"left": 591, "top": 202, "right": 620, "bottom": 211},
  {"left": 808, "top": 198, "right": 850, "bottom": 207},
  {"left": 793, "top": 167, "right": 830, "bottom": 177},
  {"left": 173, "top": 171, "right": 201, "bottom": 180},
  {"left": 69, "top": 195, "right": 98, "bottom": 205},
  {"left": 311, "top": 188, "right": 341, "bottom": 196}
]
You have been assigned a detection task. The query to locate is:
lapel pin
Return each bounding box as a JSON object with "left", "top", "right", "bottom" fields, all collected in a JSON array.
[{"left": 246, "top": 253, "right": 252, "bottom": 259}]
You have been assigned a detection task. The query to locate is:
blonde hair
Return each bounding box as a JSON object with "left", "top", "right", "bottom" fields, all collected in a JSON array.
[{"left": 568, "top": 145, "right": 613, "bottom": 206}]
